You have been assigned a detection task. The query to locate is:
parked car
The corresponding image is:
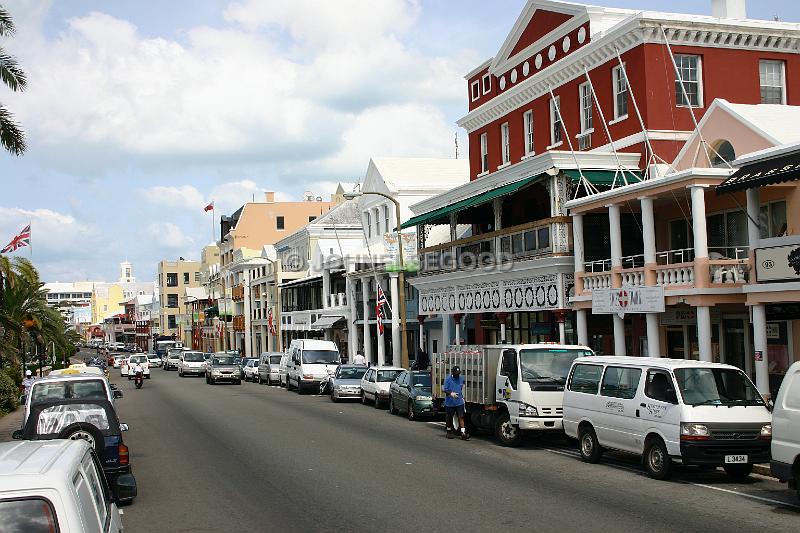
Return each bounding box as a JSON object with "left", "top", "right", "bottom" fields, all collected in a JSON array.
[
  {"left": 279, "top": 354, "right": 290, "bottom": 387},
  {"left": 238, "top": 357, "right": 258, "bottom": 379},
  {"left": 112, "top": 355, "right": 125, "bottom": 368},
  {"left": 771, "top": 360, "right": 800, "bottom": 499},
  {"left": 178, "top": 351, "right": 208, "bottom": 377},
  {"left": 206, "top": 353, "right": 242, "bottom": 385},
  {"left": 25, "top": 374, "right": 123, "bottom": 425},
  {"left": 163, "top": 349, "right": 183, "bottom": 371},
  {"left": 0, "top": 440, "right": 132, "bottom": 532},
  {"left": 242, "top": 359, "right": 260, "bottom": 381},
  {"left": 389, "top": 370, "right": 436, "bottom": 420},
  {"left": 329, "top": 365, "right": 368, "bottom": 402},
  {"left": 121, "top": 354, "right": 150, "bottom": 379},
  {"left": 286, "top": 339, "right": 341, "bottom": 394},
  {"left": 257, "top": 352, "right": 284, "bottom": 385},
  {"left": 147, "top": 353, "right": 161, "bottom": 367},
  {"left": 14, "top": 398, "right": 137, "bottom": 504},
  {"left": 360, "top": 367, "right": 404, "bottom": 408},
  {"left": 563, "top": 356, "right": 772, "bottom": 480}
]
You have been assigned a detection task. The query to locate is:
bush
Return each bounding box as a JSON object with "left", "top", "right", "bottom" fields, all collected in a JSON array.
[
  {"left": 3, "top": 366, "right": 22, "bottom": 388},
  {"left": 0, "top": 370, "right": 19, "bottom": 415}
]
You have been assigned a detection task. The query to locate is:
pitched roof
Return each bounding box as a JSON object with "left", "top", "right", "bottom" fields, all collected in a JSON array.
[
  {"left": 369, "top": 158, "right": 470, "bottom": 192},
  {"left": 718, "top": 101, "right": 800, "bottom": 145},
  {"left": 312, "top": 199, "right": 361, "bottom": 226}
]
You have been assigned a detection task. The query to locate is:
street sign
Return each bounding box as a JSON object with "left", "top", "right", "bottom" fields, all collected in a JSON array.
[{"left": 592, "top": 286, "right": 665, "bottom": 316}]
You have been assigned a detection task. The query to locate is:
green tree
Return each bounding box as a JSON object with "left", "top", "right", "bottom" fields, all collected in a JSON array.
[{"left": 0, "top": 4, "right": 27, "bottom": 155}]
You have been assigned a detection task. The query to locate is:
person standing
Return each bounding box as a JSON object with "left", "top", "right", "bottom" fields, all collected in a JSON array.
[
  {"left": 443, "top": 365, "right": 469, "bottom": 440},
  {"left": 353, "top": 351, "right": 366, "bottom": 365},
  {"left": 20, "top": 369, "right": 35, "bottom": 402}
]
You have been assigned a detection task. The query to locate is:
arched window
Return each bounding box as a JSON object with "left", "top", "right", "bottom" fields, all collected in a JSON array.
[{"left": 711, "top": 140, "right": 735, "bottom": 168}]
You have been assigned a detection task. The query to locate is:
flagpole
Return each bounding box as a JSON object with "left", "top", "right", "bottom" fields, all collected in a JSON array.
[{"left": 28, "top": 219, "right": 32, "bottom": 260}]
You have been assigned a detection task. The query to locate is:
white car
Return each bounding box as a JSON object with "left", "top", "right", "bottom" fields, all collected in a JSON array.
[
  {"left": 121, "top": 354, "right": 150, "bottom": 379},
  {"left": 147, "top": 353, "right": 161, "bottom": 368},
  {"left": 112, "top": 355, "right": 125, "bottom": 368},
  {"left": 360, "top": 366, "right": 404, "bottom": 408},
  {"left": 243, "top": 359, "right": 259, "bottom": 381},
  {"left": 178, "top": 351, "right": 207, "bottom": 377},
  {"left": 772, "top": 360, "right": 800, "bottom": 498},
  {"left": 0, "top": 440, "right": 131, "bottom": 533}
]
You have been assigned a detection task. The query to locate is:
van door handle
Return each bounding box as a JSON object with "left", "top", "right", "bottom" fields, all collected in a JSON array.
[
  {"left": 635, "top": 409, "right": 640, "bottom": 417},
  {"left": 640, "top": 403, "right": 646, "bottom": 407}
]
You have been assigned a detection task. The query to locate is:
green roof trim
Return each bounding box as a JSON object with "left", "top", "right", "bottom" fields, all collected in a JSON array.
[
  {"left": 563, "top": 169, "right": 643, "bottom": 186},
  {"left": 400, "top": 174, "right": 541, "bottom": 229}
]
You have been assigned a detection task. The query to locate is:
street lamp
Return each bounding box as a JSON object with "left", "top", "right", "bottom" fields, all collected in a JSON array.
[{"left": 343, "top": 191, "right": 409, "bottom": 368}]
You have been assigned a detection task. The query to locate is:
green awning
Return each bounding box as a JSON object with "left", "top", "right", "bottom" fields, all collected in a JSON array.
[
  {"left": 563, "top": 169, "right": 642, "bottom": 186},
  {"left": 400, "top": 174, "right": 541, "bottom": 229}
]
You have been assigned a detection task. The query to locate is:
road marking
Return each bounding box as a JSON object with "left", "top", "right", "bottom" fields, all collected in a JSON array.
[{"left": 683, "top": 482, "right": 800, "bottom": 510}]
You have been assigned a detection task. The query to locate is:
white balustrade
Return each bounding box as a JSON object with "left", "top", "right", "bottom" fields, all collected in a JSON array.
[
  {"left": 655, "top": 265, "right": 694, "bottom": 286},
  {"left": 582, "top": 272, "right": 612, "bottom": 291},
  {"left": 620, "top": 269, "right": 644, "bottom": 287}
]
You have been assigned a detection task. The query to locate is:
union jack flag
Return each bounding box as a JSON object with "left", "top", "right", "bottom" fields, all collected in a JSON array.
[
  {"left": 1, "top": 224, "right": 30, "bottom": 254},
  {"left": 268, "top": 308, "right": 276, "bottom": 336},
  {"left": 375, "top": 285, "right": 389, "bottom": 336}
]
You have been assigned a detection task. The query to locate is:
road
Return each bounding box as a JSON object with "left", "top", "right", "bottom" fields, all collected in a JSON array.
[{"left": 105, "top": 358, "right": 799, "bottom": 532}]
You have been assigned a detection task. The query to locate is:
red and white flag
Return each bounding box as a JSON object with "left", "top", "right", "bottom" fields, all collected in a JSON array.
[
  {"left": 268, "top": 308, "right": 276, "bottom": 336},
  {"left": 1, "top": 224, "right": 31, "bottom": 254},
  {"left": 375, "top": 285, "right": 389, "bottom": 336},
  {"left": 204, "top": 201, "right": 214, "bottom": 212}
]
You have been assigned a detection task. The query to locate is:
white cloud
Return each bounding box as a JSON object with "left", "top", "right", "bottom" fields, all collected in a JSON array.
[
  {"left": 140, "top": 185, "right": 206, "bottom": 211},
  {"left": 146, "top": 222, "right": 193, "bottom": 251},
  {"left": 0, "top": 207, "right": 94, "bottom": 257}
]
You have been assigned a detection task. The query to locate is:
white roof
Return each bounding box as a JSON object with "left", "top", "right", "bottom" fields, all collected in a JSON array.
[
  {"left": 718, "top": 101, "right": 800, "bottom": 145},
  {"left": 370, "top": 158, "right": 469, "bottom": 192},
  {"left": 0, "top": 440, "right": 87, "bottom": 491},
  {"left": 574, "top": 355, "right": 741, "bottom": 370}
]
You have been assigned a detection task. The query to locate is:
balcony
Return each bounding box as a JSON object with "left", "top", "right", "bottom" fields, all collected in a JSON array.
[
  {"left": 232, "top": 315, "right": 245, "bottom": 332},
  {"left": 232, "top": 285, "right": 245, "bottom": 301},
  {"left": 327, "top": 292, "right": 347, "bottom": 308}
]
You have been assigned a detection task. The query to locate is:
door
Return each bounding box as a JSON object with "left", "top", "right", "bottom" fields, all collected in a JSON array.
[
  {"left": 638, "top": 369, "right": 682, "bottom": 455},
  {"left": 398, "top": 372, "right": 410, "bottom": 410},
  {"left": 597, "top": 365, "right": 644, "bottom": 453},
  {"left": 666, "top": 328, "right": 685, "bottom": 359},
  {"left": 724, "top": 319, "right": 747, "bottom": 373},
  {"left": 497, "top": 349, "right": 520, "bottom": 415}
]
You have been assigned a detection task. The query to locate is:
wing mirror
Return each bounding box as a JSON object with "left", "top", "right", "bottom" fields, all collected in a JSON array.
[{"left": 119, "top": 423, "right": 129, "bottom": 431}]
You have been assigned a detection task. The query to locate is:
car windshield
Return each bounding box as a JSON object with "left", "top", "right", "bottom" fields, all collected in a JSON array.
[
  {"left": 411, "top": 373, "right": 432, "bottom": 388},
  {"left": 31, "top": 380, "right": 106, "bottom": 402},
  {"left": 270, "top": 355, "right": 282, "bottom": 365},
  {"left": 378, "top": 370, "right": 402, "bottom": 382},
  {"left": 302, "top": 350, "right": 339, "bottom": 364},
  {"left": 674, "top": 367, "right": 764, "bottom": 406},
  {"left": 338, "top": 367, "right": 367, "bottom": 380},
  {"left": 130, "top": 356, "right": 146, "bottom": 363},
  {"left": 213, "top": 356, "right": 236, "bottom": 366},
  {"left": 184, "top": 353, "right": 204, "bottom": 362},
  {"left": 519, "top": 348, "right": 593, "bottom": 391}
]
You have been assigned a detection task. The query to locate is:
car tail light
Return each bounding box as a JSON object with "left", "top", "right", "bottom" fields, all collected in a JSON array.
[{"left": 119, "top": 443, "right": 129, "bottom": 465}]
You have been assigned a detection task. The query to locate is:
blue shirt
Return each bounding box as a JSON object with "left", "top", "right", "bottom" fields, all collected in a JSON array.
[{"left": 443, "top": 375, "right": 465, "bottom": 407}]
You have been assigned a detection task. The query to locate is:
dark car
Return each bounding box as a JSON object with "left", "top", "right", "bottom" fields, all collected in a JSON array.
[
  {"left": 13, "top": 398, "right": 137, "bottom": 504},
  {"left": 389, "top": 370, "right": 436, "bottom": 420},
  {"left": 206, "top": 353, "right": 243, "bottom": 385}
]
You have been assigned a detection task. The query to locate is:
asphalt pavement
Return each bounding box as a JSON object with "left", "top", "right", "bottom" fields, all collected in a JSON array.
[{"left": 105, "top": 356, "right": 800, "bottom": 533}]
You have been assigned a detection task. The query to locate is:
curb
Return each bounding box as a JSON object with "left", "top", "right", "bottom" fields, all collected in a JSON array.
[{"left": 754, "top": 464, "right": 775, "bottom": 478}]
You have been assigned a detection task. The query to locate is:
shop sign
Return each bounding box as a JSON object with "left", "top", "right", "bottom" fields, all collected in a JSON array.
[
  {"left": 592, "top": 287, "right": 665, "bottom": 317},
  {"left": 418, "top": 274, "right": 561, "bottom": 315},
  {"left": 384, "top": 232, "right": 418, "bottom": 272},
  {"left": 766, "top": 323, "right": 780, "bottom": 340},
  {"left": 659, "top": 307, "right": 721, "bottom": 326},
  {"left": 755, "top": 244, "right": 800, "bottom": 282},
  {"left": 292, "top": 313, "right": 310, "bottom": 326}
]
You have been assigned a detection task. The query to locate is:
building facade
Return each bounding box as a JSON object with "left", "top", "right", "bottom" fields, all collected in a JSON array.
[{"left": 157, "top": 259, "right": 201, "bottom": 340}]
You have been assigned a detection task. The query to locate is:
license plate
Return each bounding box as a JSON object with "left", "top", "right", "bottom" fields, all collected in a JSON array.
[{"left": 725, "top": 455, "right": 747, "bottom": 464}]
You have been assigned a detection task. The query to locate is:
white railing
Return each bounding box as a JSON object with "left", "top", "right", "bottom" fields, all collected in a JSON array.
[
  {"left": 582, "top": 272, "right": 612, "bottom": 291},
  {"left": 327, "top": 293, "right": 347, "bottom": 307},
  {"left": 620, "top": 269, "right": 645, "bottom": 287},
  {"left": 655, "top": 264, "right": 694, "bottom": 286},
  {"left": 709, "top": 260, "right": 749, "bottom": 284}
]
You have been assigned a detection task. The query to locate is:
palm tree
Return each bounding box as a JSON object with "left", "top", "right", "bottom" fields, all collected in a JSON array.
[{"left": 0, "top": 4, "right": 27, "bottom": 155}]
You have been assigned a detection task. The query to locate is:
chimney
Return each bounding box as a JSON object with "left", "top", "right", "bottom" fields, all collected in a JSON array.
[
  {"left": 712, "top": 0, "right": 746, "bottom": 19},
  {"left": 264, "top": 191, "right": 275, "bottom": 203}
]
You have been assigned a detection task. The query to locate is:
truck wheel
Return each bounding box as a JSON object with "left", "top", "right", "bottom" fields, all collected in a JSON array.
[
  {"left": 723, "top": 463, "right": 753, "bottom": 481},
  {"left": 644, "top": 438, "right": 672, "bottom": 480},
  {"left": 495, "top": 413, "right": 522, "bottom": 447},
  {"left": 578, "top": 425, "right": 602, "bottom": 463}
]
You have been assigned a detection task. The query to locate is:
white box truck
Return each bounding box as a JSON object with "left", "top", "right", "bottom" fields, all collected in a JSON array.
[{"left": 432, "top": 344, "right": 593, "bottom": 446}]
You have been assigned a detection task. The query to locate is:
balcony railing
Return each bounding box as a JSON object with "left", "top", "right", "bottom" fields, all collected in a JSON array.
[
  {"left": 232, "top": 285, "right": 245, "bottom": 301},
  {"left": 232, "top": 315, "right": 245, "bottom": 332},
  {"left": 327, "top": 293, "right": 347, "bottom": 308}
]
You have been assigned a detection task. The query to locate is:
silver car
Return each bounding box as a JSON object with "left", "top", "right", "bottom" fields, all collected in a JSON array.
[
  {"left": 330, "top": 365, "right": 368, "bottom": 402},
  {"left": 256, "top": 353, "right": 283, "bottom": 385},
  {"left": 205, "top": 353, "right": 242, "bottom": 385}
]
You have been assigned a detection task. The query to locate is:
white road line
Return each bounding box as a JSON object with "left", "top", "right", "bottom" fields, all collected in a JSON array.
[{"left": 683, "top": 482, "right": 800, "bottom": 510}]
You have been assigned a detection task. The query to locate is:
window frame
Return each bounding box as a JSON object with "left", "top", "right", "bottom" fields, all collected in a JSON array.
[
  {"left": 599, "top": 365, "right": 642, "bottom": 400},
  {"left": 480, "top": 132, "right": 489, "bottom": 174},
  {"left": 276, "top": 215, "right": 285, "bottom": 231},
  {"left": 759, "top": 200, "right": 787, "bottom": 239},
  {"left": 383, "top": 205, "right": 390, "bottom": 233},
  {"left": 549, "top": 96, "right": 563, "bottom": 147},
  {"left": 523, "top": 110, "right": 535, "bottom": 156},
  {"left": 365, "top": 211, "right": 372, "bottom": 239},
  {"left": 470, "top": 80, "right": 480, "bottom": 102},
  {"left": 644, "top": 369, "right": 679, "bottom": 404},
  {"left": 0, "top": 497, "right": 60, "bottom": 533},
  {"left": 482, "top": 73, "right": 491, "bottom": 95},
  {"left": 568, "top": 363, "right": 603, "bottom": 394},
  {"left": 674, "top": 54, "right": 703, "bottom": 108},
  {"left": 500, "top": 122, "right": 510, "bottom": 165},
  {"left": 578, "top": 81, "right": 593, "bottom": 134},
  {"left": 759, "top": 59, "right": 786, "bottom": 105},
  {"left": 612, "top": 64, "right": 628, "bottom": 120}
]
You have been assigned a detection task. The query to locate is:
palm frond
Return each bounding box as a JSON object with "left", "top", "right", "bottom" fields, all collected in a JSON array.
[
  {"left": 0, "top": 7, "right": 15, "bottom": 37},
  {"left": 0, "top": 50, "right": 27, "bottom": 91},
  {"left": 0, "top": 104, "right": 26, "bottom": 155}
]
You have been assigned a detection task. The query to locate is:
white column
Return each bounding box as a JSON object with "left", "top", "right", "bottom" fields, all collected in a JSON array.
[
  {"left": 500, "top": 322, "right": 507, "bottom": 343},
  {"left": 689, "top": 185, "right": 709, "bottom": 258},
  {"left": 454, "top": 316, "right": 461, "bottom": 345},
  {"left": 697, "top": 306, "right": 712, "bottom": 362},
  {"left": 752, "top": 304, "right": 770, "bottom": 397},
  {"left": 346, "top": 267, "right": 357, "bottom": 361},
  {"left": 572, "top": 213, "right": 585, "bottom": 273},
  {"left": 608, "top": 204, "right": 623, "bottom": 267},
  {"left": 390, "top": 273, "right": 401, "bottom": 366},
  {"left": 558, "top": 321, "right": 566, "bottom": 344},
  {"left": 376, "top": 276, "right": 386, "bottom": 366},
  {"left": 640, "top": 197, "right": 656, "bottom": 264},
  {"left": 576, "top": 309, "right": 589, "bottom": 346},
  {"left": 322, "top": 268, "right": 331, "bottom": 309},
  {"left": 646, "top": 314, "right": 661, "bottom": 357},
  {"left": 418, "top": 320, "right": 425, "bottom": 351},
  {"left": 243, "top": 273, "right": 252, "bottom": 357},
  {"left": 613, "top": 315, "right": 626, "bottom": 355},
  {"left": 360, "top": 278, "right": 372, "bottom": 365},
  {"left": 442, "top": 315, "right": 451, "bottom": 348}
]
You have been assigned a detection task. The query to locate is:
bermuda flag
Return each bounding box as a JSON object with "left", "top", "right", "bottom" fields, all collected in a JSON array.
[
  {"left": 376, "top": 285, "right": 389, "bottom": 335},
  {"left": 267, "top": 308, "right": 276, "bottom": 336},
  {"left": 1, "top": 224, "right": 31, "bottom": 254}
]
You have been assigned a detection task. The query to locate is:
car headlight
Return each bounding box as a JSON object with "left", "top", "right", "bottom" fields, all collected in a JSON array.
[
  {"left": 415, "top": 395, "right": 432, "bottom": 401},
  {"left": 680, "top": 423, "right": 710, "bottom": 440},
  {"left": 303, "top": 374, "right": 314, "bottom": 380},
  {"left": 212, "top": 369, "right": 221, "bottom": 375},
  {"left": 760, "top": 424, "right": 772, "bottom": 439},
  {"left": 519, "top": 404, "right": 538, "bottom": 417}
]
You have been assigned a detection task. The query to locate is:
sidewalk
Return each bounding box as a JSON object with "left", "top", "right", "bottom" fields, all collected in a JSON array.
[{"left": 0, "top": 408, "right": 23, "bottom": 443}]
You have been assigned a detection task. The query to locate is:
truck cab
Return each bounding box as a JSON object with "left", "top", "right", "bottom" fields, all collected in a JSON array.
[{"left": 433, "top": 344, "right": 593, "bottom": 446}]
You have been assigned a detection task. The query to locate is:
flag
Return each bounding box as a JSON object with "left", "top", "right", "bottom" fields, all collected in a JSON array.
[
  {"left": 204, "top": 201, "right": 214, "bottom": 212},
  {"left": 375, "top": 285, "right": 389, "bottom": 336},
  {"left": 268, "top": 308, "right": 276, "bottom": 336},
  {"left": 1, "top": 224, "right": 31, "bottom": 254},
  {"left": 376, "top": 302, "right": 385, "bottom": 335}
]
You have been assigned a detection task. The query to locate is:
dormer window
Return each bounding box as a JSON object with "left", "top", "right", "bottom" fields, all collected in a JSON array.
[
  {"left": 470, "top": 80, "right": 480, "bottom": 102},
  {"left": 482, "top": 73, "right": 491, "bottom": 94}
]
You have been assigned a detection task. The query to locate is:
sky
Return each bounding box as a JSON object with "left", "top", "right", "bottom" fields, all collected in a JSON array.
[{"left": 1, "top": 0, "right": 798, "bottom": 283}]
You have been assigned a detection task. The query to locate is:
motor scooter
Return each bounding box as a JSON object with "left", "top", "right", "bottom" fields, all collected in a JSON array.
[{"left": 134, "top": 369, "right": 144, "bottom": 389}]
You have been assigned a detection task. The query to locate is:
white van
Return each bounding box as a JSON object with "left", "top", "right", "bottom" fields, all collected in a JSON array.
[
  {"left": 771, "top": 360, "right": 800, "bottom": 498},
  {"left": 286, "top": 339, "right": 340, "bottom": 394},
  {"left": 563, "top": 356, "right": 771, "bottom": 480}
]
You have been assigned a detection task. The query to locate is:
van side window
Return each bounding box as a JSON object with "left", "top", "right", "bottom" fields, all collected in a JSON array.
[
  {"left": 600, "top": 366, "right": 642, "bottom": 400},
  {"left": 82, "top": 453, "right": 108, "bottom": 526},
  {"left": 0, "top": 498, "right": 59, "bottom": 533},
  {"left": 569, "top": 364, "right": 603, "bottom": 394},
  {"left": 645, "top": 370, "right": 679, "bottom": 404},
  {"left": 73, "top": 471, "right": 102, "bottom": 531}
]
